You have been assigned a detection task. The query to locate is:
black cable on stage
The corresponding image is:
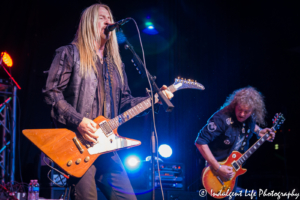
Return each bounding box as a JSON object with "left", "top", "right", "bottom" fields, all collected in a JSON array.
[{"left": 43, "top": 156, "right": 69, "bottom": 188}]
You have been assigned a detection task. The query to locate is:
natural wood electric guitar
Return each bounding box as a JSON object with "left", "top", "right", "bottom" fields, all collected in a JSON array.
[
  {"left": 23, "top": 78, "right": 204, "bottom": 177},
  {"left": 202, "top": 113, "right": 285, "bottom": 199}
]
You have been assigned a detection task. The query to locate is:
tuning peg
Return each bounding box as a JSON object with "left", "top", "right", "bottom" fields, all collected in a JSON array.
[{"left": 131, "top": 59, "right": 134, "bottom": 63}]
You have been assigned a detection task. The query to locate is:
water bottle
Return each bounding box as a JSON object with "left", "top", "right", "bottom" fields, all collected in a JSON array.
[
  {"left": 32, "top": 179, "right": 40, "bottom": 200},
  {"left": 27, "top": 180, "right": 33, "bottom": 200}
]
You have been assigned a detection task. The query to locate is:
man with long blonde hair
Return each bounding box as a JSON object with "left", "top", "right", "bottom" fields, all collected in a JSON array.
[
  {"left": 43, "top": 3, "right": 172, "bottom": 200},
  {"left": 195, "top": 86, "right": 275, "bottom": 200}
]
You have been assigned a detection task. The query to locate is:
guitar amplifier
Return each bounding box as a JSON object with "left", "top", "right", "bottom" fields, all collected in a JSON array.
[{"left": 128, "top": 161, "right": 185, "bottom": 191}]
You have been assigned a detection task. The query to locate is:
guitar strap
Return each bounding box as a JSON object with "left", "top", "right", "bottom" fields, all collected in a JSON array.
[{"left": 234, "top": 123, "right": 250, "bottom": 152}]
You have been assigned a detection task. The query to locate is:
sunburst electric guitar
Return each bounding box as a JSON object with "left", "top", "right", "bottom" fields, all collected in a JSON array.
[
  {"left": 202, "top": 113, "right": 285, "bottom": 199},
  {"left": 23, "top": 78, "right": 204, "bottom": 177}
]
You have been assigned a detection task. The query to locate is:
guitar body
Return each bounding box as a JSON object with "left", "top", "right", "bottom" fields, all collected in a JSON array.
[
  {"left": 202, "top": 151, "right": 247, "bottom": 199},
  {"left": 22, "top": 116, "right": 141, "bottom": 178}
]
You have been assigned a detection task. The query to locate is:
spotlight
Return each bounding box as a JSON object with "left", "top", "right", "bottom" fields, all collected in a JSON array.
[
  {"left": 143, "top": 22, "right": 158, "bottom": 35},
  {"left": 1, "top": 52, "right": 13, "bottom": 67},
  {"left": 0, "top": 52, "right": 21, "bottom": 89},
  {"left": 125, "top": 155, "right": 141, "bottom": 169},
  {"left": 158, "top": 144, "right": 172, "bottom": 158},
  {"left": 145, "top": 22, "right": 153, "bottom": 27}
]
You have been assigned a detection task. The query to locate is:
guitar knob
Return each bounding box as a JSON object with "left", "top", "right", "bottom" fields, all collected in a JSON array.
[
  {"left": 84, "top": 156, "right": 90, "bottom": 162},
  {"left": 76, "top": 158, "right": 81, "bottom": 164},
  {"left": 67, "top": 160, "right": 72, "bottom": 166}
]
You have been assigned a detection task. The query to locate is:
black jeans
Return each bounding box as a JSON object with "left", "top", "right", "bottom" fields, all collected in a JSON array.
[{"left": 68, "top": 152, "right": 137, "bottom": 200}]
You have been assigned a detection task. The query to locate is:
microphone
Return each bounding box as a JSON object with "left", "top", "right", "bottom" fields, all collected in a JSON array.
[{"left": 105, "top": 18, "right": 131, "bottom": 33}]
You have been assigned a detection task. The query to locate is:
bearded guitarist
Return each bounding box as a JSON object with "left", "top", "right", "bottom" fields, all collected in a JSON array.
[{"left": 195, "top": 86, "right": 275, "bottom": 200}]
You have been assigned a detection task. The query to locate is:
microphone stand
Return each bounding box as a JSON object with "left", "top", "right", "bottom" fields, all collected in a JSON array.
[
  {"left": 151, "top": 131, "right": 156, "bottom": 200},
  {"left": 124, "top": 40, "right": 174, "bottom": 112},
  {"left": 123, "top": 35, "right": 173, "bottom": 200}
]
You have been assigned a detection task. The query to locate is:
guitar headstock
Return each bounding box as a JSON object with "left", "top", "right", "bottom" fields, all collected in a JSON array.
[
  {"left": 172, "top": 77, "right": 205, "bottom": 91},
  {"left": 272, "top": 113, "right": 285, "bottom": 131}
]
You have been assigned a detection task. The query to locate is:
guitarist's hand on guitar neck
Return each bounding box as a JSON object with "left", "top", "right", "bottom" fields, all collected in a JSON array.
[
  {"left": 258, "top": 128, "right": 276, "bottom": 142},
  {"left": 157, "top": 85, "right": 174, "bottom": 104},
  {"left": 77, "top": 117, "right": 99, "bottom": 144}
]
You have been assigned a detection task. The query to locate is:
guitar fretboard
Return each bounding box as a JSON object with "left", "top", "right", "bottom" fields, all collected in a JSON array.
[
  {"left": 107, "top": 85, "right": 176, "bottom": 130},
  {"left": 236, "top": 127, "right": 275, "bottom": 166}
]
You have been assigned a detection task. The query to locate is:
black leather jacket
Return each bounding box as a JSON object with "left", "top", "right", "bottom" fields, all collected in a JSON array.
[{"left": 43, "top": 44, "right": 150, "bottom": 128}]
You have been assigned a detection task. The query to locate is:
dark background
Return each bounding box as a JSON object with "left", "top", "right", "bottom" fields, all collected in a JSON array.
[{"left": 0, "top": 0, "right": 299, "bottom": 195}]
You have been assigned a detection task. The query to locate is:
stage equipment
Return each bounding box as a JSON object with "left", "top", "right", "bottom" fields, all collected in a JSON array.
[
  {"left": 128, "top": 161, "right": 186, "bottom": 191},
  {"left": 0, "top": 52, "right": 13, "bottom": 67},
  {"left": 0, "top": 52, "right": 21, "bottom": 89},
  {"left": 0, "top": 51, "right": 20, "bottom": 184}
]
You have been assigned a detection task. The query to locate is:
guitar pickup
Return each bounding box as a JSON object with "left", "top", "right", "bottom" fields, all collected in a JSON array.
[
  {"left": 231, "top": 161, "right": 239, "bottom": 171},
  {"left": 99, "top": 121, "right": 113, "bottom": 137},
  {"left": 73, "top": 137, "right": 84, "bottom": 154}
]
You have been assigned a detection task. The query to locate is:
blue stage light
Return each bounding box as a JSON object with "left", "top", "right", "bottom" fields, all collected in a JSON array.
[
  {"left": 116, "top": 31, "right": 127, "bottom": 44},
  {"left": 125, "top": 155, "right": 141, "bottom": 168},
  {"left": 142, "top": 28, "right": 158, "bottom": 35},
  {"left": 143, "top": 22, "right": 158, "bottom": 35},
  {"left": 158, "top": 144, "right": 172, "bottom": 158}
]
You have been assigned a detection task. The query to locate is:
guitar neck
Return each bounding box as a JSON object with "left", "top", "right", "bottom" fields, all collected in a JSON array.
[
  {"left": 107, "top": 85, "right": 177, "bottom": 130},
  {"left": 236, "top": 127, "right": 275, "bottom": 166}
]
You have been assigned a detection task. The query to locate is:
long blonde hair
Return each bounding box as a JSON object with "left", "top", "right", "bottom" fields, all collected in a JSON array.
[
  {"left": 72, "top": 4, "right": 123, "bottom": 83},
  {"left": 222, "top": 86, "right": 266, "bottom": 125}
]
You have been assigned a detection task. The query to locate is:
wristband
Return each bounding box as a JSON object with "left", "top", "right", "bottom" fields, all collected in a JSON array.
[{"left": 216, "top": 164, "right": 222, "bottom": 173}]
